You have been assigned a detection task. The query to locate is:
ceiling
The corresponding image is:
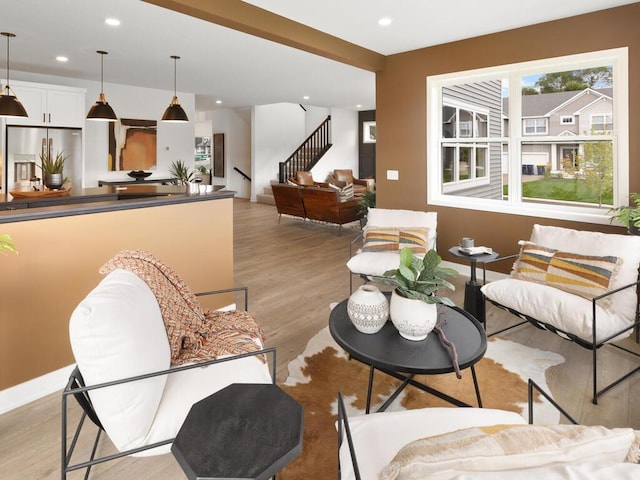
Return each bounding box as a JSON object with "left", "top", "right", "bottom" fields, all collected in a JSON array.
[{"left": 1, "top": 0, "right": 636, "bottom": 112}]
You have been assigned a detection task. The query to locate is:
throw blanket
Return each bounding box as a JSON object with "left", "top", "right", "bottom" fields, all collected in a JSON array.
[{"left": 100, "top": 250, "right": 265, "bottom": 365}]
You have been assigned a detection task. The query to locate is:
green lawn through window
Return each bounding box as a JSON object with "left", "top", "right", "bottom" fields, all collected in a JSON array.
[{"left": 503, "top": 178, "right": 613, "bottom": 206}]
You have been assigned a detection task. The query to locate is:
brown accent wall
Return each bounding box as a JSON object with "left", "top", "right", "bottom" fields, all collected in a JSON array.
[
  {"left": 0, "top": 199, "right": 234, "bottom": 389},
  {"left": 376, "top": 4, "right": 640, "bottom": 268}
]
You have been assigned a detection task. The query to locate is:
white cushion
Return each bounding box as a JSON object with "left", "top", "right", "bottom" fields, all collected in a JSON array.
[
  {"left": 338, "top": 407, "right": 525, "bottom": 480},
  {"left": 481, "top": 278, "right": 629, "bottom": 342},
  {"left": 348, "top": 209, "right": 438, "bottom": 276},
  {"left": 380, "top": 423, "right": 636, "bottom": 480},
  {"left": 446, "top": 462, "right": 640, "bottom": 480},
  {"left": 347, "top": 251, "right": 406, "bottom": 277},
  {"left": 69, "top": 269, "right": 170, "bottom": 453},
  {"left": 528, "top": 224, "right": 640, "bottom": 324},
  {"left": 367, "top": 208, "right": 437, "bottom": 247},
  {"left": 135, "top": 350, "right": 272, "bottom": 456}
]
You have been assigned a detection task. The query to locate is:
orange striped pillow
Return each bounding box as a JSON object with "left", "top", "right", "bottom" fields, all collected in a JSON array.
[
  {"left": 399, "top": 228, "right": 429, "bottom": 254},
  {"left": 362, "top": 227, "right": 399, "bottom": 252}
]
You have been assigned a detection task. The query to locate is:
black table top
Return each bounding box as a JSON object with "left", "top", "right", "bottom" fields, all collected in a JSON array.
[
  {"left": 171, "top": 383, "right": 304, "bottom": 480},
  {"left": 448, "top": 246, "right": 500, "bottom": 263},
  {"left": 329, "top": 297, "right": 487, "bottom": 374}
]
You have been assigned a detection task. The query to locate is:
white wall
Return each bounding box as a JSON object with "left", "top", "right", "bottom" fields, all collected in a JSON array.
[
  {"left": 252, "top": 103, "right": 305, "bottom": 201},
  {"left": 309, "top": 108, "right": 359, "bottom": 181},
  {"left": 200, "top": 108, "right": 253, "bottom": 199}
]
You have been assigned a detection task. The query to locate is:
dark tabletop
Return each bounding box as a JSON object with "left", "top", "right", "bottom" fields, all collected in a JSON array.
[
  {"left": 171, "top": 383, "right": 304, "bottom": 480},
  {"left": 329, "top": 297, "right": 487, "bottom": 374}
]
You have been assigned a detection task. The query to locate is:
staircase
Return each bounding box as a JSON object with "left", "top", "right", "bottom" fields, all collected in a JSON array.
[
  {"left": 278, "top": 115, "right": 332, "bottom": 183},
  {"left": 258, "top": 115, "right": 333, "bottom": 205},
  {"left": 256, "top": 180, "right": 279, "bottom": 205}
]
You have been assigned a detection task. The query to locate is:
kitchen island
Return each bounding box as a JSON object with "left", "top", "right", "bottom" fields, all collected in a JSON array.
[{"left": 0, "top": 185, "right": 236, "bottom": 399}]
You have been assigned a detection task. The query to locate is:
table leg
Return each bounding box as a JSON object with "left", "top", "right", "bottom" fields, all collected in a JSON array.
[
  {"left": 471, "top": 365, "right": 483, "bottom": 408},
  {"left": 366, "top": 365, "right": 375, "bottom": 414}
]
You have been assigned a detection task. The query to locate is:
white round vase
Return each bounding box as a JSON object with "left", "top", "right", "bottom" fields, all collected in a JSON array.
[
  {"left": 389, "top": 289, "right": 438, "bottom": 341},
  {"left": 347, "top": 285, "right": 389, "bottom": 334}
]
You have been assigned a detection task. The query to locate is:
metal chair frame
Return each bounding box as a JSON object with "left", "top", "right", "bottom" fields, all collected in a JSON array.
[
  {"left": 485, "top": 257, "right": 640, "bottom": 405},
  {"left": 61, "top": 286, "right": 276, "bottom": 480}
]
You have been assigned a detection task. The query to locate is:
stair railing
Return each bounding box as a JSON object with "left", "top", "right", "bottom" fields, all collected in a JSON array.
[
  {"left": 233, "top": 167, "right": 251, "bottom": 181},
  {"left": 278, "top": 115, "right": 332, "bottom": 183}
]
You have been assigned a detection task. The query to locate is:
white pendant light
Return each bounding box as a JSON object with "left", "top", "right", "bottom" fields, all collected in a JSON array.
[
  {"left": 0, "top": 32, "right": 28, "bottom": 118},
  {"left": 86, "top": 50, "right": 117, "bottom": 121},
  {"left": 162, "top": 55, "right": 189, "bottom": 123}
]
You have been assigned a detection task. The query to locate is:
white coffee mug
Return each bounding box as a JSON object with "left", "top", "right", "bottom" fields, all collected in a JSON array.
[{"left": 460, "top": 237, "right": 474, "bottom": 248}]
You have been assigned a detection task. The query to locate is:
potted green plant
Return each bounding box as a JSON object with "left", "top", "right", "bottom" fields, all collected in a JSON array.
[
  {"left": 374, "top": 247, "right": 457, "bottom": 340},
  {"left": 169, "top": 159, "right": 194, "bottom": 185},
  {"left": 38, "top": 150, "right": 68, "bottom": 190},
  {"left": 608, "top": 192, "right": 640, "bottom": 235}
]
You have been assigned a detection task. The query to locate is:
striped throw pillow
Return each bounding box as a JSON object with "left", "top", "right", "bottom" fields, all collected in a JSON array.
[
  {"left": 399, "top": 228, "right": 429, "bottom": 254},
  {"left": 512, "top": 243, "right": 557, "bottom": 283},
  {"left": 546, "top": 251, "right": 621, "bottom": 301},
  {"left": 362, "top": 227, "right": 399, "bottom": 252}
]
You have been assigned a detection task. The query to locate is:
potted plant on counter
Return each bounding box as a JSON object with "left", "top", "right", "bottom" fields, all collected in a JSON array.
[
  {"left": 169, "top": 159, "right": 194, "bottom": 186},
  {"left": 374, "top": 247, "right": 457, "bottom": 341},
  {"left": 38, "top": 150, "right": 68, "bottom": 190},
  {"left": 608, "top": 193, "right": 640, "bottom": 235}
]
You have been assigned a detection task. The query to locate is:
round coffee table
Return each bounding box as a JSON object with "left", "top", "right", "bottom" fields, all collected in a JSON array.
[{"left": 329, "top": 295, "right": 487, "bottom": 412}]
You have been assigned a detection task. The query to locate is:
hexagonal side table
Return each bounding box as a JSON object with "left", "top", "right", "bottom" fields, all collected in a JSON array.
[{"left": 172, "top": 383, "right": 304, "bottom": 480}]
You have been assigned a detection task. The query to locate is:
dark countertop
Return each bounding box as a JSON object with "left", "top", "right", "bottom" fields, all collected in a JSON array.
[{"left": 0, "top": 185, "right": 233, "bottom": 224}]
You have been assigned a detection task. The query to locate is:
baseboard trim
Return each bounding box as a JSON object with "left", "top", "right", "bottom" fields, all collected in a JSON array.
[{"left": 0, "top": 364, "right": 75, "bottom": 415}]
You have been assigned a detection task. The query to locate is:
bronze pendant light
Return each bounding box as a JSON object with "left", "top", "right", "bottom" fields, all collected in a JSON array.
[
  {"left": 0, "top": 32, "right": 28, "bottom": 118},
  {"left": 162, "top": 55, "right": 189, "bottom": 123},
  {"left": 87, "top": 50, "right": 117, "bottom": 121}
]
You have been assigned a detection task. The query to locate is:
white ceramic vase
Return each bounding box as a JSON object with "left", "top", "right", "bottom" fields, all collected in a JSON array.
[
  {"left": 347, "top": 285, "right": 389, "bottom": 334},
  {"left": 389, "top": 289, "right": 438, "bottom": 341}
]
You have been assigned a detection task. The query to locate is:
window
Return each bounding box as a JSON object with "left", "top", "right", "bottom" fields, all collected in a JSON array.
[
  {"left": 591, "top": 114, "right": 613, "bottom": 132},
  {"left": 427, "top": 48, "right": 629, "bottom": 225},
  {"left": 441, "top": 100, "right": 490, "bottom": 191},
  {"left": 523, "top": 118, "right": 548, "bottom": 134}
]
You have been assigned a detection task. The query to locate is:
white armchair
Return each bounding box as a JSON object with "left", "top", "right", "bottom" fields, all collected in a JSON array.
[
  {"left": 346, "top": 208, "right": 438, "bottom": 292},
  {"left": 481, "top": 224, "right": 640, "bottom": 404},
  {"left": 62, "top": 266, "right": 273, "bottom": 479},
  {"left": 337, "top": 382, "right": 640, "bottom": 480}
]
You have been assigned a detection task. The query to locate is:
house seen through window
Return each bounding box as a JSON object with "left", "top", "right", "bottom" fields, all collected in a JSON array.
[{"left": 427, "top": 48, "right": 628, "bottom": 224}]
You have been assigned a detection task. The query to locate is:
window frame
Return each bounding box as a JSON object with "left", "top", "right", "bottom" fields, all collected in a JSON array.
[
  {"left": 441, "top": 97, "right": 491, "bottom": 191},
  {"left": 523, "top": 117, "right": 548, "bottom": 135},
  {"left": 590, "top": 113, "right": 614, "bottom": 133},
  {"left": 560, "top": 115, "right": 575, "bottom": 125},
  {"left": 426, "top": 47, "right": 629, "bottom": 225}
]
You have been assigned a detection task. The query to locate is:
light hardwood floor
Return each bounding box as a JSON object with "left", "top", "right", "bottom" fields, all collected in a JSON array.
[{"left": 1, "top": 198, "right": 638, "bottom": 479}]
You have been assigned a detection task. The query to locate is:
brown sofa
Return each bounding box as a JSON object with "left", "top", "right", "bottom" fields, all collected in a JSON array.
[{"left": 271, "top": 183, "right": 363, "bottom": 226}]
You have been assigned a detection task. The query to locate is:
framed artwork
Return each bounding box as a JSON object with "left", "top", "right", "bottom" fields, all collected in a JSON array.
[
  {"left": 108, "top": 118, "right": 157, "bottom": 171},
  {"left": 363, "top": 121, "right": 376, "bottom": 143}
]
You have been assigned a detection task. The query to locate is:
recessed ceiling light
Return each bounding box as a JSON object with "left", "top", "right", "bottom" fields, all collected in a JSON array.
[
  {"left": 303, "top": 95, "right": 309, "bottom": 100},
  {"left": 356, "top": 104, "right": 362, "bottom": 108},
  {"left": 215, "top": 100, "right": 222, "bottom": 104},
  {"left": 105, "top": 18, "right": 120, "bottom": 27},
  {"left": 378, "top": 18, "right": 392, "bottom": 26},
  {"left": 56, "top": 56, "right": 68, "bottom": 62}
]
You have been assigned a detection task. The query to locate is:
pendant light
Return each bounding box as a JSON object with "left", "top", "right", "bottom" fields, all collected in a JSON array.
[
  {"left": 162, "top": 55, "right": 189, "bottom": 123},
  {"left": 0, "top": 32, "right": 28, "bottom": 118},
  {"left": 87, "top": 50, "right": 117, "bottom": 121}
]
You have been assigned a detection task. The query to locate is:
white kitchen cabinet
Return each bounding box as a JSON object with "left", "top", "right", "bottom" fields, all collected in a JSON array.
[{"left": 3, "top": 80, "right": 86, "bottom": 128}]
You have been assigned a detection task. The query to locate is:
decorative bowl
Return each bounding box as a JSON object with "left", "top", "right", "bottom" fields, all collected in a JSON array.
[{"left": 127, "top": 170, "right": 152, "bottom": 180}]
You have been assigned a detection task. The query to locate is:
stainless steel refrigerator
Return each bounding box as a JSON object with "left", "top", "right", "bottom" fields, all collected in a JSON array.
[{"left": 4, "top": 125, "right": 82, "bottom": 192}]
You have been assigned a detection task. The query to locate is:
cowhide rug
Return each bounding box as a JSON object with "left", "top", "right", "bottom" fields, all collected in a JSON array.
[{"left": 278, "top": 325, "right": 564, "bottom": 479}]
